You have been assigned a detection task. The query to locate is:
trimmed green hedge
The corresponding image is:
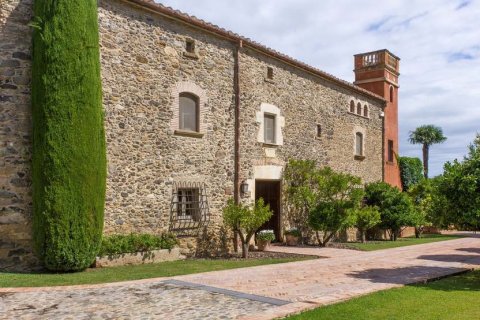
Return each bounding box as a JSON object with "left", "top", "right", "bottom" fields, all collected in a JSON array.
[
  {"left": 98, "top": 234, "right": 178, "bottom": 257},
  {"left": 399, "top": 156, "right": 423, "bottom": 191},
  {"left": 31, "top": 0, "right": 106, "bottom": 271}
]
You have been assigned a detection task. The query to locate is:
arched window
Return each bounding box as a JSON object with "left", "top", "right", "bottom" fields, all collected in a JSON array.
[
  {"left": 179, "top": 92, "right": 199, "bottom": 132},
  {"left": 389, "top": 86, "right": 394, "bottom": 103},
  {"left": 363, "top": 105, "right": 369, "bottom": 117},
  {"left": 350, "top": 100, "right": 355, "bottom": 113},
  {"left": 355, "top": 132, "right": 363, "bottom": 156},
  {"left": 357, "top": 102, "right": 362, "bottom": 115}
]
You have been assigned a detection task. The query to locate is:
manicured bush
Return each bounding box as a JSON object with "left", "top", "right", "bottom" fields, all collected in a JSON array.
[
  {"left": 354, "top": 206, "right": 381, "bottom": 243},
  {"left": 365, "top": 182, "right": 416, "bottom": 241},
  {"left": 399, "top": 156, "right": 423, "bottom": 191},
  {"left": 98, "top": 233, "right": 178, "bottom": 257},
  {"left": 31, "top": 0, "right": 106, "bottom": 271},
  {"left": 256, "top": 230, "right": 275, "bottom": 242},
  {"left": 284, "top": 228, "right": 302, "bottom": 237},
  {"left": 307, "top": 167, "right": 364, "bottom": 247}
]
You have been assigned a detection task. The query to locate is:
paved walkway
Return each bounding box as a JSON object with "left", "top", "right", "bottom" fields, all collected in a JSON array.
[{"left": 1, "top": 236, "right": 479, "bottom": 319}]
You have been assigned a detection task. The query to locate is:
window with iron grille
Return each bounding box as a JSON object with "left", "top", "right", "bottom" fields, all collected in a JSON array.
[{"left": 170, "top": 182, "right": 209, "bottom": 231}]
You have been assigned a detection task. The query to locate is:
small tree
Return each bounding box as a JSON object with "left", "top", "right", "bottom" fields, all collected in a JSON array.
[
  {"left": 399, "top": 156, "right": 423, "bottom": 191},
  {"left": 283, "top": 159, "right": 319, "bottom": 241},
  {"left": 408, "top": 125, "right": 447, "bottom": 178},
  {"left": 408, "top": 179, "right": 434, "bottom": 237},
  {"left": 354, "top": 206, "right": 381, "bottom": 243},
  {"left": 365, "top": 182, "right": 416, "bottom": 241},
  {"left": 438, "top": 134, "right": 480, "bottom": 230},
  {"left": 223, "top": 198, "right": 272, "bottom": 258},
  {"left": 307, "top": 168, "right": 364, "bottom": 247}
]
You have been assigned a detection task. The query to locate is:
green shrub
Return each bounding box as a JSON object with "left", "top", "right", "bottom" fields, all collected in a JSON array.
[
  {"left": 284, "top": 228, "right": 302, "bottom": 237},
  {"left": 256, "top": 230, "right": 275, "bottom": 242},
  {"left": 354, "top": 206, "right": 381, "bottom": 243},
  {"left": 365, "top": 182, "right": 417, "bottom": 241},
  {"left": 98, "top": 233, "right": 178, "bottom": 257},
  {"left": 31, "top": 0, "right": 106, "bottom": 271},
  {"left": 399, "top": 157, "right": 423, "bottom": 191},
  {"left": 307, "top": 167, "right": 364, "bottom": 247}
]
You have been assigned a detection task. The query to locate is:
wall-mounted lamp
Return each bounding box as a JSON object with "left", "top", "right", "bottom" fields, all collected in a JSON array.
[{"left": 240, "top": 180, "right": 249, "bottom": 194}]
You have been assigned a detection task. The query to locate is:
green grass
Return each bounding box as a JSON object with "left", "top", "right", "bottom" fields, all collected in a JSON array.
[
  {"left": 287, "top": 270, "right": 480, "bottom": 320},
  {"left": 344, "top": 234, "right": 464, "bottom": 251},
  {"left": 0, "top": 257, "right": 311, "bottom": 288}
]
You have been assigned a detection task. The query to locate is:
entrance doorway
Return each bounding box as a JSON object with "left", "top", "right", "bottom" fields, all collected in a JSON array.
[{"left": 255, "top": 180, "right": 281, "bottom": 241}]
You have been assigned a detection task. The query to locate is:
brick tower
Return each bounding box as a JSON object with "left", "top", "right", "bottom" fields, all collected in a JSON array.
[{"left": 354, "top": 49, "right": 402, "bottom": 188}]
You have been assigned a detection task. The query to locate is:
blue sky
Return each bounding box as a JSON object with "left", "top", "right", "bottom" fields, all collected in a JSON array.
[{"left": 158, "top": 0, "right": 480, "bottom": 176}]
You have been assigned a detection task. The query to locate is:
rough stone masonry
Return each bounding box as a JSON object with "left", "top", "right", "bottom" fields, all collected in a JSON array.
[{"left": 1, "top": 0, "right": 390, "bottom": 269}]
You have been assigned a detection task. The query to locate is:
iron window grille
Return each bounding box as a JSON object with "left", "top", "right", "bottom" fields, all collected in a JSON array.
[{"left": 170, "top": 181, "right": 209, "bottom": 231}]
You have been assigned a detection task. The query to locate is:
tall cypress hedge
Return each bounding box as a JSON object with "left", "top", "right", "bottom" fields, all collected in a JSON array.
[{"left": 31, "top": 0, "right": 106, "bottom": 271}]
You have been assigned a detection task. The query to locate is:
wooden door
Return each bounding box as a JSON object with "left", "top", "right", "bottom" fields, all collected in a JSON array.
[{"left": 255, "top": 180, "right": 281, "bottom": 241}]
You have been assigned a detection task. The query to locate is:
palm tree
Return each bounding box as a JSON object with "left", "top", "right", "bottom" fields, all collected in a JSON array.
[{"left": 408, "top": 125, "right": 447, "bottom": 178}]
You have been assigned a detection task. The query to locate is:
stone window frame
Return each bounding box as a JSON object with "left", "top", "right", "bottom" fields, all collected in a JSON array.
[
  {"left": 348, "top": 99, "right": 370, "bottom": 119},
  {"left": 171, "top": 81, "right": 207, "bottom": 138},
  {"left": 356, "top": 102, "right": 362, "bottom": 115},
  {"left": 256, "top": 103, "right": 285, "bottom": 146},
  {"left": 183, "top": 38, "right": 199, "bottom": 60},
  {"left": 353, "top": 126, "right": 366, "bottom": 160}
]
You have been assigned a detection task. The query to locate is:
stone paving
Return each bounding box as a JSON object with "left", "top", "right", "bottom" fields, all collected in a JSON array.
[{"left": 1, "top": 235, "right": 479, "bottom": 320}]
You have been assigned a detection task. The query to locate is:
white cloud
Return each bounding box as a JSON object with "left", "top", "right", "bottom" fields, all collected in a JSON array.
[{"left": 158, "top": 0, "right": 480, "bottom": 176}]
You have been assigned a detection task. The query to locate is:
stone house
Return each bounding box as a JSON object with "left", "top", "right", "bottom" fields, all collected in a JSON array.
[{"left": 0, "top": 0, "right": 401, "bottom": 269}]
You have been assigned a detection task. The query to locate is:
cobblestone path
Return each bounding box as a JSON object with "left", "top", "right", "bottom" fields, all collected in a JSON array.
[{"left": 1, "top": 235, "right": 479, "bottom": 320}]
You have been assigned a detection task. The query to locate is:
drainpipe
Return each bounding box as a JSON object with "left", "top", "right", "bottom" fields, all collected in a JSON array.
[
  {"left": 233, "top": 40, "right": 242, "bottom": 204},
  {"left": 233, "top": 40, "right": 242, "bottom": 252},
  {"left": 381, "top": 108, "right": 386, "bottom": 182}
]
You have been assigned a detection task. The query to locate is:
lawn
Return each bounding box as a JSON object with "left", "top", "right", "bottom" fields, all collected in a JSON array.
[
  {"left": 287, "top": 269, "right": 480, "bottom": 320},
  {"left": 0, "top": 256, "right": 312, "bottom": 288},
  {"left": 343, "top": 234, "right": 464, "bottom": 251}
]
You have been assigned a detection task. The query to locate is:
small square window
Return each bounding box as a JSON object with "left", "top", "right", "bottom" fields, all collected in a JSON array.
[
  {"left": 316, "top": 124, "right": 322, "bottom": 137},
  {"left": 267, "top": 67, "right": 274, "bottom": 80},
  {"left": 185, "top": 39, "right": 195, "bottom": 53}
]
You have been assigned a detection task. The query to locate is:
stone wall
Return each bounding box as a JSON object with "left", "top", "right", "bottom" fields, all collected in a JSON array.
[
  {"left": 98, "top": 0, "right": 236, "bottom": 249},
  {"left": 1, "top": 0, "right": 389, "bottom": 269},
  {"left": 0, "top": 0, "right": 36, "bottom": 269},
  {"left": 237, "top": 48, "right": 384, "bottom": 235}
]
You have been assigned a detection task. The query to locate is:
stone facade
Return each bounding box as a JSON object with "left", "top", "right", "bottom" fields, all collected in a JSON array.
[
  {"left": 0, "top": 0, "right": 393, "bottom": 269},
  {"left": 98, "top": 0, "right": 236, "bottom": 243},
  {"left": 0, "top": 0, "right": 37, "bottom": 269}
]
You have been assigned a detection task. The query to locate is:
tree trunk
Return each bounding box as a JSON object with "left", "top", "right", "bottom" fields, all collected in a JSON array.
[
  {"left": 422, "top": 144, "right": 429, "bottom": 178},
  {"left": 361, "top": 230, "right": 366, "bottom": 243},
  {"left": 415, "top": 227, "right": 422, "bottom": 238},
  {"left": 315, "top": 231, "right": 324, "bottom": 247},
  {"left": 241, "top": 242, "right": 249, "bottom": 258},
  {"left": 233, "top": 230, "right": 238, "bottom": 253}
]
